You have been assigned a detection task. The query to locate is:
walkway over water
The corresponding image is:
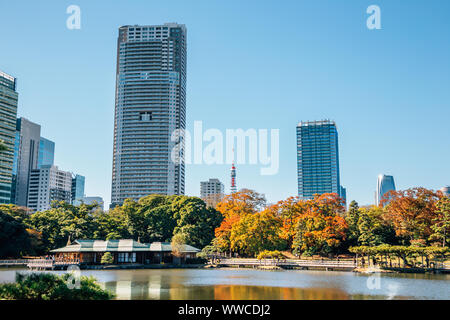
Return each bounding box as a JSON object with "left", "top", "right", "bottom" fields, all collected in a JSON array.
[
  {"left": 215, "top": 258, "right": 358, "bottom": 271},
  {"left": 26, "top": 259, "right": 80, "bottom": 270}
]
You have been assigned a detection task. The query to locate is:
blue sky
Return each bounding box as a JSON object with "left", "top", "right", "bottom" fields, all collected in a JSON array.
[{"left": 0, "top": 0, "right": 449, "bottom": 207}]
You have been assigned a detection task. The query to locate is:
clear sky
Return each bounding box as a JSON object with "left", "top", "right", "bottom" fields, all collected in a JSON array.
[{"left": 1, "top": 0, "right": 449, "bottom": 208}]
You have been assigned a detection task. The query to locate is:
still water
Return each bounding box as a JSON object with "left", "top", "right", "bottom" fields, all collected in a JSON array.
[{"left": 0, "top": 268, "right": 449, "bottom": 300}]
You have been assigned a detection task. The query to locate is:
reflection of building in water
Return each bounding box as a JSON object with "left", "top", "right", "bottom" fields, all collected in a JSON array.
[{"left": 116, "top": 281, "right": 132, "bottom": 300}]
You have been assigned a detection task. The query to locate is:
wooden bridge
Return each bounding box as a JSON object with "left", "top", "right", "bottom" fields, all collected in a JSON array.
[
  {"left": 215, "top": 258, "right": 358, "bottom": 271},
  {"left": 26, "top": 259, "right": 80, "bottom": 270},
  {"left": 0, "top": 259, "right": 30, "bottom": 267}
]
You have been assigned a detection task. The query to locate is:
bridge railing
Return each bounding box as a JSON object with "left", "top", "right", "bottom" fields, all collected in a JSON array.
[
  {"left": 0, "top": 259, "right": 30, "bottom": 266},
  {"left": 216, "top": 258, "right": 357, "bottom": 267},
  {"left": 26, "top": 259, "right": 80, "bottom": 269}
]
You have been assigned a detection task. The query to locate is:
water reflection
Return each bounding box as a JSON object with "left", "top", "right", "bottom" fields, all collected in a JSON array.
[
  {"left": 1, "top": 268, "right": 449, "bottom": 300},
  {"left": 101, "top": 280, "right": 350, "bottom": 300}
]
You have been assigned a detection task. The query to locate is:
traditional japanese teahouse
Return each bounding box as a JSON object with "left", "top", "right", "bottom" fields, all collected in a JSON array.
[{"left": 50, "top": 239, "right": 200, "bottom": 265}]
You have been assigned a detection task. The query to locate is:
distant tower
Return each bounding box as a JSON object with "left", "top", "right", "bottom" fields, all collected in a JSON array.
[
  {"left": 440, "top": 186, "right": 450, "bottom": 197},
  {"left": 230, "top": 162, "right": 237, "bottom": 194},
  {"left": 376, "top": 174, "right": 396, "bottom": 206}
]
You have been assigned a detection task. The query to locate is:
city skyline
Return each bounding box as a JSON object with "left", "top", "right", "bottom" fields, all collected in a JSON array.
[{"left": 1, "top": 1, "right": 449, "bottom": 207}]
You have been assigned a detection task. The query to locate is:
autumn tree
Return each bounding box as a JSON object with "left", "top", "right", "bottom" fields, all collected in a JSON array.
[
  {"left": 292, "top": 193, "right": 347, "bottom": 256},
  {"left": 430, "top": 196, "right": 450, "bottom": 247},
  {"left": 276, "top": 197, "right": 307, "bottom": 249},
  {"left": 384, "top": 188, "right": 441, "bottom": 244},
  {"left": 214, "top": 189, "right": 266, "bottom": 252},
  {"left": 229, "top": 209, "right": 285, "bottom": 257}
]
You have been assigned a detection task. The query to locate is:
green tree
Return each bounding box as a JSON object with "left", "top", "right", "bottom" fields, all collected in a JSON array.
[
  {"left": 0, "top": 211, "right": 32, "bottom": 258},
  {"left": 230, "top": 209, "right": 285, "bottom": 257},
  {"left": 345, "top": 200, "right": 360, "bottom": 247},
  {"left": 357, "top": 206, "right": 396, "bottom": 246},
  {"left": 172, "top": 196, "right": 222, "bottom": 249},
  {"left": 0, "top": 273, "right": 113, "bottom": 300},
  {"left": 101, "top": 252, "right": 114, "bottom": 264},
  {"left": 28, "top": 201, "right": 98, "bottom": 251},
  {"left": 430, "top": 197, "right": 450, "bottom": 247}
]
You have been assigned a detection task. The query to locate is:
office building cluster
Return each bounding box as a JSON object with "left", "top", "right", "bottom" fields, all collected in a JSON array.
[{"left": 0, "top": 70, "right": 103, "bottom": 211}]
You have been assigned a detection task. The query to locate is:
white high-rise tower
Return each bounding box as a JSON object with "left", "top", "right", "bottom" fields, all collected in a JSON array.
[{"left": 111, "top": 23, "right": 187, "bottom": 206}]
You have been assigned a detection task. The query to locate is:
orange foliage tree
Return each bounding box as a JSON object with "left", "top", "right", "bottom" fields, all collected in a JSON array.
[
  {"left": 383, "top": 188, "right": 442, "bottom": 244},
  {"left": 272, "top": 197, "right": 308, "bottom": 249},
  {"left": 214, "top": 189, "right": 266, "bottom": 252},
  {"left": 292, "top": 193, "right": 347, "bottom": 256}
]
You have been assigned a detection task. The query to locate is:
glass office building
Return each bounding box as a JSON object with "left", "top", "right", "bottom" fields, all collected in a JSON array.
[
  {"left": 297, "top": 120, "right": 345, "bottom": 200},
  {"left": 38, "top": 137, "right": 55, "bottom": 168},
  {"left": 111, "top": 23, "right": 187, "bottom": 206},
  {"left": 71, "top": 174, "right": 85, "bottom": 205},
  {"left": 0, "top": 71, "right": 19, "bottom": 204},
  {"left": 376, "top": 174, "right": 396, "bottom": 206},
  {"left": 13, "top": 118, "right": 41, "bottom": 206}
]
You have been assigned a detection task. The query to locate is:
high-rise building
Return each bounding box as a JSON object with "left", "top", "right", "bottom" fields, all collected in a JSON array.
[
  {"left": 0, "top": 71, "right": 18, "bottom": 204},
  {"left": 27, "top": 165, "right": 72, "bottom": 212},
  {"left": 375, "top": 174, "right": 396, "bottom": 206},
  {"left": 111, "top": 23, "right": 187, "bottom": 206},
  {"left": 37, "top": 137, "right": 55, "bottom": 168},
  {"left": 13, "top": 117, "right": 41, "bottom": 206},
  {"left": 439, "top": 186, "right": 450, "bottom": 197},
  {"left": 296, "top": 120, "right": 345, "bottom": 200},
  {"left": 200, "top": 178, "right": 224, "bottom": 208},
  {"left": 71, "top": 174, "right": 85, "bottom": 205}
]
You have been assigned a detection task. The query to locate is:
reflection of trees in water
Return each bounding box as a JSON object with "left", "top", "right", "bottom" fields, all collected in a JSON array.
[
  {"left": 213, "top": 285, "right": 349, "bottom": 300},
  {"left": 103, "top": 280, "right": 350, "bottom": 300},
  {"left": 169, "top": 285, "right": 215, "bottom": 300}
]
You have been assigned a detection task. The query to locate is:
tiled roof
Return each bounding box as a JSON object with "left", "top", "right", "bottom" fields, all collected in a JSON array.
[{"left": 50, "top": 239, "right": 200, "bottom": 253}]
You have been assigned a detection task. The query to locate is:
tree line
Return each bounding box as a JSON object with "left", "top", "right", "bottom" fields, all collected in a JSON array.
[
  {"left": 1, "top": 187, "right": 449, "bottom": 261},
  {"left": 0, "top": 194, "right": 222, "bottom": 258},
  {"left": 207, "top": 187, "right": 450, "bottom": 258}
]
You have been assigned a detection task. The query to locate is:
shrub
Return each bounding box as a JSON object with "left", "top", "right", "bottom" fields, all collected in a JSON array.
[
  {"left": 100, "top": 252, "right": 114, "bottom": 264},
  {"left": 257, "top": 250, "right": 285, "bottom": 260},
  {"left": 0, "top": 272, "right": 114, "bottom": 300}
]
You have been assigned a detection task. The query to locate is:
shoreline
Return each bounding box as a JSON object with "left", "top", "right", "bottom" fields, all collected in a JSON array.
[{"left": 4, "top": 262, "right": 448, "bottom": 275}]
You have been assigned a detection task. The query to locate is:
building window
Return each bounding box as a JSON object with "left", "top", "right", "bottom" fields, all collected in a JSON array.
[{"left": 139, "top": 112, "right": 152, "bottom": 121}]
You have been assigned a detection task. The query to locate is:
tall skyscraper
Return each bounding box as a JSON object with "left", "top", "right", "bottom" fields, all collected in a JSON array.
[
  {"left": 200, "top": 178, "right": 224, "bottom": 208},
  {"left": 296, "top": 120, "right": 345, "bottom": 200},
  {"left": 111, "top": 23, "right": 187, "bottom": 206},
  {"left": 13, "top": 117, "right": 41, "bottom": 206},
  {"left": 376, "top": 174, "right": 396, "bottom": 206},
  {"left": 71, "top": 174, "right": 85, "bottom": 205},
  {"left": 37, "top": 137, "right": 55, "bottom": 168},
  {"left": 27, "top": 165, "right": 72, "bottom": 212},
  {"left": 0, "top": 71, "right": 18, "bottom": 204}
]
